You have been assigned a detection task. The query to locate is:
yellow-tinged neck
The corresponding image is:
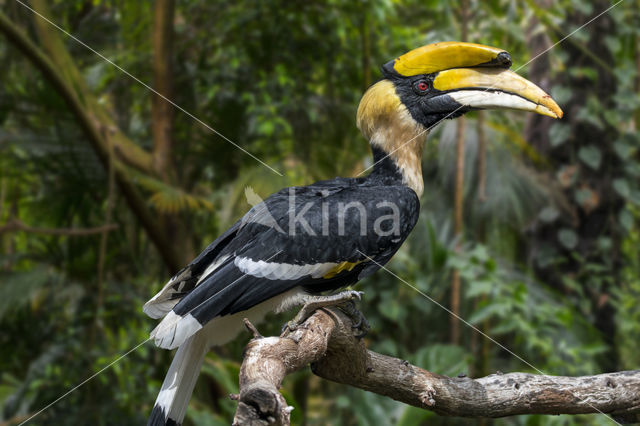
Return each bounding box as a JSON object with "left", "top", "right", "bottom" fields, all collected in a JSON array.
[{"left": 357, "top": 80, "right": 427, "bottom": 197}]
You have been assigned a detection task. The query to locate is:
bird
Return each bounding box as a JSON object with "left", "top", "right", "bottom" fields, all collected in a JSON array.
[{"left": 145, "top": 41, "right": 562, "bottom": 426}]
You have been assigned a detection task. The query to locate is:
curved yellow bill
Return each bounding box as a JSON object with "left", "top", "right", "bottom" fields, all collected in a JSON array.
[
  {"left": 390, "top": 41, "right": 512, "bottom": 77},
  {"left": 433, "top": 68, "right": 563, "bottom": 118}
]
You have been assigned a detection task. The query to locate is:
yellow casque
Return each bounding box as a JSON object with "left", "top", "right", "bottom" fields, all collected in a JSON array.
[{"left": 391, "top": 41, "right": 510, "bottom": 76}]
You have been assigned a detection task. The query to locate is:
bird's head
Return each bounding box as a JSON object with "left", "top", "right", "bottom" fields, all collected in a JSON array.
[{"left": 357, "top": 42, "right": 562, "bottom": 196}]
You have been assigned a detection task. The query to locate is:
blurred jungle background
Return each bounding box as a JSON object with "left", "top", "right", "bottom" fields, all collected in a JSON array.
[{"left": 1, "top": 0, "right": 639, "bottom": 425}]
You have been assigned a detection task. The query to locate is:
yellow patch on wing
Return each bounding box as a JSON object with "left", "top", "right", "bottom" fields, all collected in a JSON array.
[
  {"left": 392, "top": 41, "right": 508, "bottom": 77},
  {"left": 323, "top": 260, "right": 364, "bottom": 279}
]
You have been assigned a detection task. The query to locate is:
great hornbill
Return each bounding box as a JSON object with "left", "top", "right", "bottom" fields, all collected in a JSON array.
[{"left": 145, "top": 41, "right": 562, "bottom": 425}]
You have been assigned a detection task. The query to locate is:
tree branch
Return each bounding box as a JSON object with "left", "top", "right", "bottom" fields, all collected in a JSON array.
[
  {"left": 0, "top": 8, "right": 182, "bottom": 272},
  {"left": 0, "top": 219, "right": 117, "bottom": 236},
  {"left": 29, "top": 0, "right": 154, "bottom": 174},
  {"left": 234, "top": 308, "right": 640, "bottom": 425}
]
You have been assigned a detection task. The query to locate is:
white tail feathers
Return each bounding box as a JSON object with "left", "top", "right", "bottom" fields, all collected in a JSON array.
[
  {"left": 151, "top": 311, "right": 203, "bottom": 350},
  {"left": 147, "top": 333, "right": 209, "bottom": 426},
  {"left": 143, "top": 298, "right": 179, "bottom": 319},
  {"left": 147, "top": 289, "right": 308, "bottom": 425}
]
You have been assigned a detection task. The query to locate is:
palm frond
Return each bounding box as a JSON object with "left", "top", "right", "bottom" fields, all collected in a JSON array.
[{"left": 133, "top": 173, "right": 214, "bottom": 214}]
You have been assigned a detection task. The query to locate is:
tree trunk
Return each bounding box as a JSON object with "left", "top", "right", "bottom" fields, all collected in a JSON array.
[
  {"left": 151, "top": 0, "right": 195, "bottom": 265},
  {"left": 152, "top": 0, "right": 176, "bottom": 179},
  {"left": 524, "top": 0, "right": 553, "bottom": 150},
  {"left": 450, "top": 0, "right": 469, "bottom": 345}
]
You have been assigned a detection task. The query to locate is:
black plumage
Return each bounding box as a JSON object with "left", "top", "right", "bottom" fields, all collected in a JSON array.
[
  {"left": 146, "top": 41, "right": 563, "bottom": 426},
  {"left": 147, "top": 154, "right": 420, "bottom": 350}
]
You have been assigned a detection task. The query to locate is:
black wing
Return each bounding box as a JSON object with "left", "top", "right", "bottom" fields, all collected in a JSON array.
[
  {"left": 148, "top": 181, "right": 419, "bottom": 349},
  {"left": 142, "top": 220, "right": 242, "bottom": 319}
]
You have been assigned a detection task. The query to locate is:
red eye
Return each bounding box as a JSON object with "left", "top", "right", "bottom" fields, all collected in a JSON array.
[{"left": 413, "top": 80, "right": 429, "bottom": 94}]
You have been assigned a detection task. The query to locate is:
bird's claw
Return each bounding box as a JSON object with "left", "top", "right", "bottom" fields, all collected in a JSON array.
[
  {"left": 347, "top": 290, "right": 364, "bottom": 301},
  {"left": 338, "top": 300, "right": 370, "bottom": 339},
  {"left": 281, "top": 320, "right": 299, "bottom": 334},
  {"left": 281, "top": 290, "right": 366, "bottom": 336}
]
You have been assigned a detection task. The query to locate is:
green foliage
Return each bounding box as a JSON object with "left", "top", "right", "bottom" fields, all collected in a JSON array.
[
  {"left": 1, "top": 0, "right": 639, "bottom": 425},
  {"left": 135, "top": 173, "right": 215, "bottom": 214}
]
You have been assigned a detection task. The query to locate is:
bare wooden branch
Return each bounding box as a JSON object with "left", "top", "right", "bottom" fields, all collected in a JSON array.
[
  {"left": 0, "top": 219, "right": 118, "bottom": 236},
  {"left": 234, "top": 308, "right": 640, "bottom": 425},
  {"left": 243, "top": 318, "right": 263, "bottom": 339}
]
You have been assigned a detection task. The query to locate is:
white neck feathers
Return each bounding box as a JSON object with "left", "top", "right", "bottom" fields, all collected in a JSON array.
[{"left": 357, "top": 80, "right": 427, "bottom": 197}]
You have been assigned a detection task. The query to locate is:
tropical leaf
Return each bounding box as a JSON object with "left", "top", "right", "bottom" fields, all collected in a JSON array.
[{"left": 133, "top": 172, "right": 215, "bottom": 214}]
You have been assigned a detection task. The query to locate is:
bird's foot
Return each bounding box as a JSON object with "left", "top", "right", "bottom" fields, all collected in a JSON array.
[
  {"left": 282, "top": 290, "right": 364, "bottom": 334},
  {"left": 338, "top": 299, "right": 370, "bottom": 339}
]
